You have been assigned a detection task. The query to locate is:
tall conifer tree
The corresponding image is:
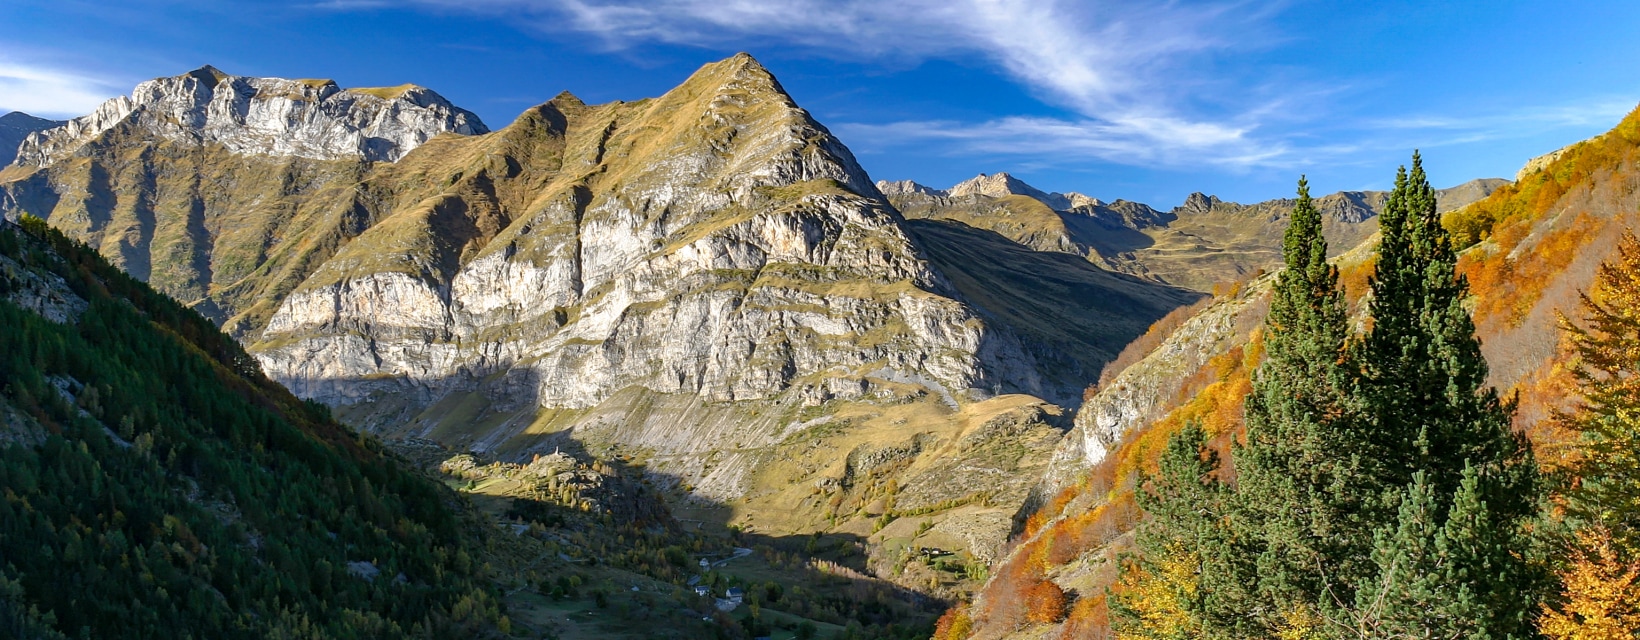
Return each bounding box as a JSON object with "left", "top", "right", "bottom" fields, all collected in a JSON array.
[
  {"left": 1559, "top": 232, "right": 1640, "bottom": 549},
  {"left": 1358, "top": 153, "right": 1541, "bottom": 637},
  {"left": 1360, "top": 153, "right": 1533, "bottom": 502},
  {"left": 1231, "top": 177, "right": 1368, "bottom": 630}
]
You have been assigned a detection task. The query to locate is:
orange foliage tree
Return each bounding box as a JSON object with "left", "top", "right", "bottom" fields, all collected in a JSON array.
[
  {"left": 932, "top": 607, "right": 974, "bottom": 640},
  {"left": 1445, "top": 103, "right": 1640, "bottom": 252},
  {"left": 1025, "top": 580, "right": 1068, "bottom": 625}
]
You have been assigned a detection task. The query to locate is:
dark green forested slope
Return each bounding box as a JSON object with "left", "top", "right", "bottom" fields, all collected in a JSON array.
[{"left": 0, "top": 215, "right": 506, "bottom": 639}]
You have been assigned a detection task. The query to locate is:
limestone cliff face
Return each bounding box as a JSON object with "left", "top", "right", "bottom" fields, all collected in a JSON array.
[
  {"left": 873, "top": 179, "right": 941, "bottom": 196},
  {"left": 0, "top": 67, "right": 490, "bottom": 329},
  {"left": 14, "top": 65, "right": 485, "bottom": 166},
  {"left": 249, "top": 54, "right": 1060, "bottom": 419}
]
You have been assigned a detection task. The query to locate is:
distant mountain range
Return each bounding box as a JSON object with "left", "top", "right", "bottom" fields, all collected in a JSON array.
[{"left": 879, "top": 172, "right": 1507, "bottom": 292}]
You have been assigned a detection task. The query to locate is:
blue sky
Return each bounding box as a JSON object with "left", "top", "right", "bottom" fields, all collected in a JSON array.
[{"left": 2, "top": 0, "right": 1635, "bottom": 207}]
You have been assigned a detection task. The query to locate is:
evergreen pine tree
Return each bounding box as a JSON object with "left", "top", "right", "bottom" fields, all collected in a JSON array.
[
  {"left": 1358, "top": 152, "right": 1542, "bottom": 637},
  {"left": 1360, "top": 152, "right": 1534, "bottom": 503},
  {"left": 1439, "top": 462, "right": 1534, "bottom": 638},
  {"left": 1357, "top": 471, "right": 1448, "bottom": 637},
  {"left": 1229, "top": 177, "right": 1369, "bottom": 631}
]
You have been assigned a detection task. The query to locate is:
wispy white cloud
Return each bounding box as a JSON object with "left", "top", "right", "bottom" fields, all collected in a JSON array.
[
  {"left": 389, "top": 0, "right": 1291, "bottom": 168},
  {"left": 0, "top": 58, "right": 124, "bottom": 118},
  {"left": 837, "top": 115, "right": 1284, "bottom": 170},
  {"left": 305, "top": 0, "right": 395, "bottom": 10},
  {"left": 836, "top": 95, "right": 1640, "bottom": 173},
  {"left": 1364, "top": 99, "right": 1636, "bottom": 139}
]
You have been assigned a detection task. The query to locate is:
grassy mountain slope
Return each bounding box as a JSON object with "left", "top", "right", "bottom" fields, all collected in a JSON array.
[
  {"left": 0, "top": 215, "right": 955, "bottom": 639},
  {"left": 1445, "top": 104, "right": 1640, "bottom": 456}
]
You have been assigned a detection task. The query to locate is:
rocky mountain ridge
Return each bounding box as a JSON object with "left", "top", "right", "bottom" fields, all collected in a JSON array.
[
  {"left": 0, "top": 112, "right": 65, "bottom": 166},
  {"left": 881, "top": 173, "right": 1101, "bottom": 210},
  {"left": 883, "top": 172, "right": 1508, "bottom": 292},
  {"left": 250, "top": 54, "right": 1068, "bottom": 413},
  {"left": 10, "top": 65, "right": 486, "bottom": 167}
]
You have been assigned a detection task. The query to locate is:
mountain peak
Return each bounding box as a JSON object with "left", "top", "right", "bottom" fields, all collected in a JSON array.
[
  {"left": 548, "top": 90, "right": 585, "bottom": 108},
  {"left": 680, "top": 53, "right": 792, "bottom": 104},
  {"left": 1178, "top": 192, "right": 1222, "bottom": 214},
  {"left": 12, "top": 67, "right": 488, "bottom": 166},
  {"left": 950, "top": 172, "right": 1030, "bottom": 197},
  {"left": 948, "top": 172, "right": 1076, "bottom": 209},
  {"left": 183, "top": 64, "right": 229, "bottom": 87},
  {"left": 0, "top": 111, "right": 67, "bottom": 167},
  {"left": 0, "top": 111, "right": 60, "bottom": 127}
]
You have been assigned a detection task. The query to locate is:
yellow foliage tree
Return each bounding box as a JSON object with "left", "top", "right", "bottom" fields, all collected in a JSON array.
[
  {"left": 1112, "top": 547, "right": 1200, "bottom": 640},
  {"left": 1541, "top": 527, "right": 1640, "bottom": 640}
]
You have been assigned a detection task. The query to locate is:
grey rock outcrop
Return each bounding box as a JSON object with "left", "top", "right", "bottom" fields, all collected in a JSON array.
[
  {"left": 874, "top": 179, "right": 944, "bottom": 196},
  {"left": 14, "top": 65, "right": 486, "bottom": 166},
  {"left": 1518, "top": 145, "right": 1574, "bottom": 182},
  {"left": 948, "top": 171, "right": 1078, "bottom": 210},
  {"left": 0, "top": 221, "right": 88, "bottom": 324}
]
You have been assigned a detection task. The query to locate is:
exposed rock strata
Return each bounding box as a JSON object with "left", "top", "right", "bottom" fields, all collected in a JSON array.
[
  {"left": 14, "top": 65, "right": 485, "bottom": 166},
  {"left": 247, "top": 55, "right": 1085, "bottom": 418}
]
